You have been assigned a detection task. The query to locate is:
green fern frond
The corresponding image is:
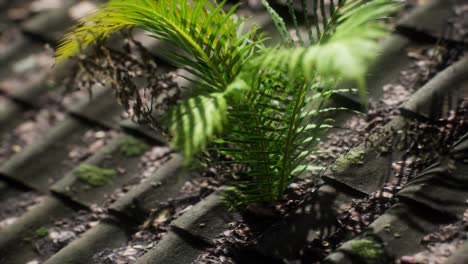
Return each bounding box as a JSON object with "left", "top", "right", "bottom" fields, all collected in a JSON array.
[
  {"left": 169, "top": 92, "right": 228, "bottom": 163},
  {"left": 56, "top": 0, "right": 259, "bottom": 92},
  {"left": 261, "top": 0, "right": 294, "bottom": 47},
  {"left": 252, "top": 0, "right": 400, "bottom": 97}
]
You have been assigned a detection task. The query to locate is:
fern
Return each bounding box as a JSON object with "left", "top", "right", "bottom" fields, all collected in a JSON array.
[
  {"left": 56, "top": 0, "right": 400, "bottom": 206},
  {"left": 217, "top": 0, "right": 401, "bottom": 204},
  {"left": 56, "top": 0, "right": 260, "bottom": 92}
]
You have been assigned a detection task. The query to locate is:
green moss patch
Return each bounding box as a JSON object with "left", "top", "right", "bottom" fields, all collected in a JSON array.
[
  {"left": 118, "top": 136, "right": 150, "bottom": 157},
  {"left": 76, "top": 164, "right": 116, "bottom": 187},
  {"left": 34, "top": 226, "right": 49, "bottom": 238},
  {"left": 350, "top": 239, "right": 383, "bottom": 260},
  {"left": 334, "top": 150, "right": 365, "bottom": 169}
]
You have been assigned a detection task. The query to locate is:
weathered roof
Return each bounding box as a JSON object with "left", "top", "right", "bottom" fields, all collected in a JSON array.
[{"left": 0, "top": 0, "right": 467, "bottom": 263}]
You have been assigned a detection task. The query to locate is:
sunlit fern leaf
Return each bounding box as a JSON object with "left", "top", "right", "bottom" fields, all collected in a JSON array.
[
  {"left": 253, "top": 0, "right": 401, "bottom": 99},
  {"left": 56, "top": 0, "right": 259, "bottom": 92},
  {"left": 169, "top": 93, "right": 228, "bottom": 164}
]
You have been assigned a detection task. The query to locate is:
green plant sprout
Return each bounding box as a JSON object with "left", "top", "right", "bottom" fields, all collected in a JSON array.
[{"left": 56, "top": 0, "right": 400, "bottom": 206}]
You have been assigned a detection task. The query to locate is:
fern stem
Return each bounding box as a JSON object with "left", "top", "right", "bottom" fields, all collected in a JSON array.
[
  {"left": 286, "top": 0, "right": 304, "bottom": 46},
  {"left": 330, "top": 0, "right": 336, "bottom": 16},
  {"left": 312, "top": 0, "right": 321, "bottom": 40},
  {"left": 277, "top": 81, "right": 307, "bottom": 196},
  {"left": 318, "top": 0, "right": 347, "bottom": 43},
  {"left": 319, "top": 0, "right": 328, "bottom": 33},
  {"left": 300, "top": 0, "right": 316, "bottom": 44},
  {"left": 235, "top": 96, "right": 274, "bottom": 197}
]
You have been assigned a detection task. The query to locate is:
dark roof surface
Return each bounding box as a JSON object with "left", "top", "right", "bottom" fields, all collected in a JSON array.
[{"left": 0, "top": 0, "right": 467, "bottom": 264}]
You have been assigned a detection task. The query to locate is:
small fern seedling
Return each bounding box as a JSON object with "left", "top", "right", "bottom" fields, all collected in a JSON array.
[{"left": 56, "top": 0, "right": 400, "bottom": 206}]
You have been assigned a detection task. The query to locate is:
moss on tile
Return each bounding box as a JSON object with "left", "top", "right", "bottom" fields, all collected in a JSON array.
[
  {"left": 350, "top": 239, "right": 383, "bottom": 261},
  {"left": 76, "top": 164, "right": 116, "bottom": 187},
  {"left": 118, "top": 136, "right": 150, "bottom": 157},
  {"left": 34, "top": 226, "right": 49, "bottom": 238},
  {"left": 46, "top": 79, "right": 58, "bottom": 91},
  {"left": 334, "top": 150, "right": 365, "bottom": 169}
]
